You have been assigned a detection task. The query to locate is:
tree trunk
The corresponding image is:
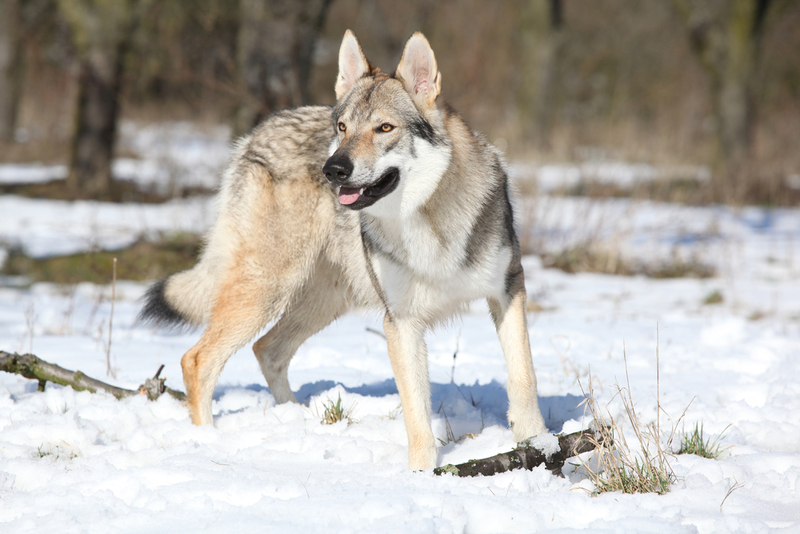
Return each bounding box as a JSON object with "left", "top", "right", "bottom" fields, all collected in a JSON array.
[
  {"left": 516, "top": 0, "right": 565, "bottom": 150},
  {"left": 57, "top": 0, "right": 138, "bottom": 197},
  {"left": 0, "top": 0, "right": 24, "bottom": 143},
  {"left": 67, "top": 47, "right": 125, "bottom": 195},
  {"left": 673, "top": 0, "right": 772, "bottom": 191},
  {"left": 234, "top": 0, "right": 334, "bottom": 138}
]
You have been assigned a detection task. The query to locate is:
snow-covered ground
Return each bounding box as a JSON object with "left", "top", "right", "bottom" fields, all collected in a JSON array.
[{"left": 1, "top": 124, "right": 799, "bottom": 532}]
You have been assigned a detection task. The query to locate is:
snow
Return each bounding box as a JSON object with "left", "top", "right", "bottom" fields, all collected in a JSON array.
[
  {"left": 0, "top": 164, "right": 67, "bottom": 184},
  {"left": 523, "top": 433, "right": 560, "bottom": 460},
  {"left": 2, "top": 124, "right": 800, "bottom": 532},
  {"left": 510, "top": 161, "right": 711, "bottom": 193},
  {"left": 0, "top": 195, "right": 214, "bottom": 258}
]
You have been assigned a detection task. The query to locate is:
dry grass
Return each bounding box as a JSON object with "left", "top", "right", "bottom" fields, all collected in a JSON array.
[
  {"left": 36, "top": 443, "right": 77, "bottom": 461},
  {"left": 702, "top": 290, "right": 724, "bottom": 305},
  {"left": 518, "top": 194, "right": 717, "bottom": 280},
  {"left": 577, "top": 336, "right": 684, "bottom": 496},
  {"left": 579, "top": 380, "right": 678, "bottom": 495},
  {"left": 554, "top": 177, "right": 711, "bottom": 206},
  {"left": 0, "top": 177, "right": 213, "bottom": 203},
  {"left": 551, "top": 174, "right": 800, "bottom": 208},
  {"left": 436, "top": 402, "right": 479, "bottom": 446},
  {"left": 1, "top": 233, "right": 202, "bottom": 284},
  {"left": 539, "top": 243, "right": 716, "bottom": 279}
]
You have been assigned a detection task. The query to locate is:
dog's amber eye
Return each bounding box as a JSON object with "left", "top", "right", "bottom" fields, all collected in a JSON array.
[
  {"left": 338, "top": 122, "right": 346, "bottom": 132},
  {"left": 379, "top": 123, "right": 394, "bottom": 133}
]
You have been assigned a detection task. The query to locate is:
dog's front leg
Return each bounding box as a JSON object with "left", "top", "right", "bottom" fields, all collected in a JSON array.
[
  {"left": 489, "top": 278, "right": 547, "bottom": 442},
  {"left": 383, "top": 312, "right": 437, "bottom": 470}
]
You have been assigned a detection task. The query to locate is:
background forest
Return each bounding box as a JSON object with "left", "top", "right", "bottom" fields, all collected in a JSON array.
[
  {"left": 2, "top": 4, "right": 800, "bottom": 531},
  {"left": 1, "top": 0, "right": 799, "bottom": 205}
]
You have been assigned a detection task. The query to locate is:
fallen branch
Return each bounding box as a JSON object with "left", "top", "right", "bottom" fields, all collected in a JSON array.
[
  {"left": 434, "top": 429, "right": 608, "bottom": 477},
  {"left": 0, "top": 351, "right": 185, "bottom": 402}
]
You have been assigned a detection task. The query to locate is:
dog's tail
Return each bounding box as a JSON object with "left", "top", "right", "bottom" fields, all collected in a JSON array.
[{"left": 138, "top": 265, "right": 216, "bottom": 329}]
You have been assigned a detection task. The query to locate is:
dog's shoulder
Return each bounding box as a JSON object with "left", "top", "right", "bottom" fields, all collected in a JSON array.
[{"left": 233, "top": 106, "right": 335, "bottom": 183}]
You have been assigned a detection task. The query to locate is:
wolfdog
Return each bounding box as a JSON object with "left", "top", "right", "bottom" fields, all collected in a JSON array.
[{"left": 139, "top": 30, "right": 547, "bottom": 470}]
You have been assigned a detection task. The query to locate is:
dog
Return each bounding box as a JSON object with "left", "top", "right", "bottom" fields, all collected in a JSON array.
[{"left": 139, "top": 30, "right": 547, "bottom": 470}]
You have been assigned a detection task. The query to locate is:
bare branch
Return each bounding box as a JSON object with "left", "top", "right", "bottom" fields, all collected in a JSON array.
[
  {"left": 434, "top": 429, "right": 609, "bottom": 477},
  {"left": 0, "top": 350, "right": 185, "bottom": 402}
]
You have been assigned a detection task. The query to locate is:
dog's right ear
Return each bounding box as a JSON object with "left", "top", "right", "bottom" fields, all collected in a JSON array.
[{"left": 335, "top": 30, "right": 370, "bottom": 100}]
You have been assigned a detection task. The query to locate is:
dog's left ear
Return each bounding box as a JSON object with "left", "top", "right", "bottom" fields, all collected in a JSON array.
[{"left": 395, "top": 32, "right": 441, "bottom": 109}]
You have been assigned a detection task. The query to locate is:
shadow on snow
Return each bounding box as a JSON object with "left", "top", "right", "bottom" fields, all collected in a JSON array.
[{"left": 215, "top": 379, "right": 587, "bottom": 434}]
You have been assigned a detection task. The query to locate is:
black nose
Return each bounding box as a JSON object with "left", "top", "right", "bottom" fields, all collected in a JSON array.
[{"left": 323, "top": 155, "right": 354, "bottom": 184}]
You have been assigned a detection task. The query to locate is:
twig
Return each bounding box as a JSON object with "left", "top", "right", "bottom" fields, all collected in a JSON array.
[
  {"left": 24, "top": 302, "right": 36, "bottom": 354},
  {"left": 450, "top": 332, "right": 460, "bottom": 384},
  {"left": 106, "top": 258, "right": 117, "bottom": 378},
  {"left": 720, "top": 479, "right": 744, "bottom": 511},
  {"left": 0, "top": 350, "right": 185, "bottom": 402},
  {"left": 656, "top": 324, "right": 660, "bottom": 447},
  {"left": 365, "top": 327, "right": 386, "bottom": 340},
  {"left": 434, "top": 429, "right": 608, "bottom": 477}
]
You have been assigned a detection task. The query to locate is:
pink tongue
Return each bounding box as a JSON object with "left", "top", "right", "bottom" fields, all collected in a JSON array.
[{"left": 338, "top": 188, "right": 361, "bottom": 205}]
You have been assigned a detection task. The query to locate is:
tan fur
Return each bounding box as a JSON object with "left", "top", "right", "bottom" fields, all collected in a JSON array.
[
  {"left": 166, "top": 106, "right": 360, "bottom": 426},
  {"left": 383, "top": 313, "right": 437, "bottom": 470},
  {"left": 142, "top": 32, "right": 547, "bottom": 470},
  {"left": 488, "top": 279, "right": 544, "bottom": 442}
]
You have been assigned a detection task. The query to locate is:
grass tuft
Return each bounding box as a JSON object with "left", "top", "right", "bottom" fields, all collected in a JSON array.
[
  {"left": 320, "top": 394, "right": 354, "bottom": 425},
  {"left": 577, "top": 334, "right": 682, "bottom": 496},
  {"left": 578, "top": 380, "right": 677, "bottom": 495},
  {"left": 539, "top": 244, "right": 715, "bottom": 279},
  {"left": 702, "top": 290, "right": 724, "bottom": 305},
  {"left": 36, "top": 443, "right": 77, "bottom": 460},
  {"left": 1, "top": 233, "right": 201, "bottom": 284},
  {"left": 677, "top": 422, "right": 726, "bottom": 459}
]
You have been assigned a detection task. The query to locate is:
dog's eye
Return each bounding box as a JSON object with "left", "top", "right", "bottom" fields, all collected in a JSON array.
[
  {"left": 338, "top": 122, "right": 346, "bottom": 132},
  {"left": 379, "top": 123, "right": 394, "bottom": 133}
]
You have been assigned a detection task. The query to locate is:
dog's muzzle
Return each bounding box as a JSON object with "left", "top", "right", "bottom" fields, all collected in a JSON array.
[{"left": 323, "top": 155, "right": 400, "bottom": 210}]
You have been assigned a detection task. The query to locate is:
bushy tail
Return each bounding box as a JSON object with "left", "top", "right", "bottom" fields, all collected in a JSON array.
[{"left": 138, "top": 266, "right": 216, "bottom": 329}]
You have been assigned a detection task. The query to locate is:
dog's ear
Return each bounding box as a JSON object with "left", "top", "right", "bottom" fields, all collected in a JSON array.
[
  {"left": 335, "top": 30, "right": 370, "bottom": 100},
  {"left": 395, "top": 32, "right": 441, "bottom": 109}
]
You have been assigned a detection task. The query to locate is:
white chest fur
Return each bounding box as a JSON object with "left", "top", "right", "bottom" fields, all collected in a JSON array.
[
  {"left": 360, "top": 136, "right": 511, "bottom": 320},
  {"left": 365, "top": 215, "right": 511, "bottom": 321}
]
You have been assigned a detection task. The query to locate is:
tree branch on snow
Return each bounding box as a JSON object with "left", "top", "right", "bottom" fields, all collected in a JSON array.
[
  {"left": 434, "top": 429, "right": 609, "bottom": 477},
  {"left": 0, "top": 350, "right": 185, "bottom": 402}
]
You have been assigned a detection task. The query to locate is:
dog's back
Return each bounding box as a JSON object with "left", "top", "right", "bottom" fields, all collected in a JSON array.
[{"left": 139, "top": 106, "right": 342, "bottom": 329}]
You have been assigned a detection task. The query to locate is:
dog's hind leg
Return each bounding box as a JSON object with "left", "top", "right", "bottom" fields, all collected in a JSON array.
[
  {"left": 252, "top": 255, "right": 351, "bottom": 404},
  {"left": 488, "top": 270, "right": 547, "bottom": 442},
  {"left": 180, "top": 269, "right": 282, "bottom": 426},
  {"left": 181, "top": 191, "right": 334, "bottom": 425}
]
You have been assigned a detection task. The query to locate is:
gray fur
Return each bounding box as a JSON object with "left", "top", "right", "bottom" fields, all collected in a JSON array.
[{"left": 138, "top": 31, "right": 546, "bottom": 471}]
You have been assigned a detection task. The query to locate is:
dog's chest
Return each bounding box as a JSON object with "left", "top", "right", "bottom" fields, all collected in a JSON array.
[{"left": 364, "top": 214, "right": 510, "bottom": 318}]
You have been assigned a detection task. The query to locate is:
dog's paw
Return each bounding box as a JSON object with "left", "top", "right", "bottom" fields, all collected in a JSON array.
[
  {"left": 408, "top": 442, "right": 438, "bottom": 471},
  {"left": 509, "top": 411, "right": 548, "bottom": 443}
]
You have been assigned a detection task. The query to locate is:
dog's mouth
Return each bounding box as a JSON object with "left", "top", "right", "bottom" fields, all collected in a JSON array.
[{"left": 337, "top": 167, "right": 400, "bottom": 210}]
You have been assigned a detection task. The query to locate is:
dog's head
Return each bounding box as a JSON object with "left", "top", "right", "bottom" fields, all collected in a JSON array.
[{"left": 323, "top": 31, "right": 450, "bottom": 213}]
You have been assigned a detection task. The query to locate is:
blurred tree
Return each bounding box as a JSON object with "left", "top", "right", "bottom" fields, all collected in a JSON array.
[
  {"left": 0, "top": 0, "right": 24, "bottom": 143},
  {"left": 517, "top": 0, "right": 564, "bottom": 150},
  {"left": 124, "top": 0, "right": 239, "bottom": 113},
  {"left": 57, "top": 0, "right": 141, "bottom": 197},
  {"left": 234, "top": 0, "right": 335, "bottom": 137},
  {"left": 673, "top": 0, "right": 788, "bottom": 185}
]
